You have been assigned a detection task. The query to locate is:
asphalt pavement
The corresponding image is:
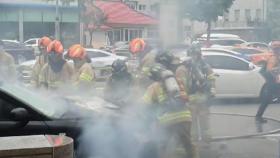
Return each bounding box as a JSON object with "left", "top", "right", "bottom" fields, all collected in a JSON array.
[
  {"left": 211, "top": 101, "right": 280, "bottom": 120},
  {"left": 197, "top": 100, "right": 280, "bottom": 158}
]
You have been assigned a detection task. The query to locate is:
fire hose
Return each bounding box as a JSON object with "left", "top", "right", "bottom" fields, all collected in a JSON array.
[{"left": 209, "top": 112, "right": 280, "bottom": 142}]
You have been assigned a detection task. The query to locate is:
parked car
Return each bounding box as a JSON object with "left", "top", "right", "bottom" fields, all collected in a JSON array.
[
  {"left": 18, "top": 48, "right": 127, "bottom": 83},
  {"left": 1, "top": 40, "right": 35, "bottom": 64},
  {"left": 241, "top": 42, "right": 270, "bottom": 51},
  {"left": 2, "top": 40, "right": 20, "bottom": 43},
  {"left": 0, "top": 82, "right": 119, "bottom": 156},
  {"left": 231, "top": 47, "right": 273, "bottom": 65},
  {"left": 206, "top": 38, "right": 247, "bottom": 48},
  {"left": 197, "top": 33, "right": 246, "bottom": 48},
  {"left": 86, "top": 48, "right": 127, "bottom": 80},
  {"left": 24, "top": 38, "right": 40, "bottom": 49},
  {"left": 111, "top": 48, "right": 131, "bottom": 59},
  {"left": 202, "top": 51, "right": 265, "bottom": 98},
  {"left": 250, "top": 51, "right": 273, "bottom": 66},
  {"left": 199, "top": 33, "right": 241, "bottom": 39},
  {"left": 202, "top": 48, "right": 251, "bottom": 61}
]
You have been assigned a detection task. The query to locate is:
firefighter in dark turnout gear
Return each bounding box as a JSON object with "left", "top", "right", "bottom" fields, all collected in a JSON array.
[
  {"left": 187, "top": 43, "right": 216, "bottom": 141},
  {"left": 256, "top": 41, "right": 280, "bottom": 123},
  {"left": 104, "top": 59, "right": 133, "bottom": 107}
]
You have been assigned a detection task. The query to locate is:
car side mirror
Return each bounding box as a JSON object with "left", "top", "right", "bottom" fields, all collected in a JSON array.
[
  {"left": 10, "top": 108, "right": 29, "bottom": 121},
  {"left": 249, "top": 63, "right": 255, "bottom": 70}
]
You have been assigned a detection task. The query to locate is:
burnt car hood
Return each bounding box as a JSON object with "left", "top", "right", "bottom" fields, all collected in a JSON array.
[{"left": 61, "top": 96, "right": 121, "bottom": 119}]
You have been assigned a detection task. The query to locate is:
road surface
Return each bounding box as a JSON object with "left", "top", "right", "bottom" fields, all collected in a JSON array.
[
  {"left": 197, "top": 100, "right": 280, "bottom": 158},
  {"left": 211, "top": 101, "right": 280, "bottom": 120}
]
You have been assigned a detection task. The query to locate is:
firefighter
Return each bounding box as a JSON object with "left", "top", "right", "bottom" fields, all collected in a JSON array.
[
  {"left": 143, "top": 64, "right": 195, "bottom": 158},
  {"left": 155, "top": 51, "right": 180, "bottom": 72},
  {"left": 0, "top": 40, "right": 16, "bottom": 82},
  {"left": 256, "top": 41, "right": 280, "bottom": 123},
  {"left": 130, "top": 38, "right": 156, "bottom": 95},
  {"left": 31, "top": 36, "right": 52, "bottom": 87},
  {"left": 39, "top": 40, "right": 74, "bottom": 90},
  {"left": 104, "top": 59, "right": 133, "bottom": 107},
  {"left": 65, "top": 44, "right": 95, "bottom": 91},
  {"left": 187, "top": 43, "right": 216, "bottom": 142}
]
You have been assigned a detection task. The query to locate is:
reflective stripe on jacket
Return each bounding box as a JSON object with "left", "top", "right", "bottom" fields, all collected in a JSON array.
[
  {"left": 143, "top": 82, "right": 166, "bottom": 104},
  {"left": 74, "top": 63, "right": 95, "bottom": 89},
  {"left": 143, "top": 81, "right": 192, "bottom": 125},
  {"left": 158, "top": 110, "right": 192, "bottom": 125}
]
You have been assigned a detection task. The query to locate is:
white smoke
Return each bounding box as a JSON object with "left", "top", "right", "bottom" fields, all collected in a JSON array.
[{"left": 76, "top": 98, "right": 161, "bottom": 158}]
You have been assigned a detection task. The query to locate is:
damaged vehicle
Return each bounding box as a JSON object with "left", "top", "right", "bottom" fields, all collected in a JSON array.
[{"left": 0, "top": 82, "right": 120, "bottom": 156}]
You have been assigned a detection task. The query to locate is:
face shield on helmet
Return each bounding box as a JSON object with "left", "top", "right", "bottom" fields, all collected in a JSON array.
[
  {"left": 148, "top": 64, "right": 162, "bottom": 81},
  {"left": 46, "top": 40, "right": 64, "bottom": 62},
  {"left": 112, "top": 59, "right": 127, "bottom": 75},
  {"left": 48, "top": 51, "right": 63, "bottom": 63},
  {"left": 155, "top": 51, "right": 174, "bottom": 68}
]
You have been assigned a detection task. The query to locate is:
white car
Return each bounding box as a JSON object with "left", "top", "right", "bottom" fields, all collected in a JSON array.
[
  {"left": 86, "top": 48, "right": 127, "bottom": 67},
  {"left": 24, "top": 38, "right": 40, "bottom": 48},
  {"left": 18, "top": 48, "right": 127, "bottom": 83},
  {"left": 2, "top": 39, "right": 20, "bottom": 44},
  {"left": 202, "top": 51, "right": 265, "bottom": 99},
  {"left": 200, "top": 33, "right": 241, "bottom": 39}
]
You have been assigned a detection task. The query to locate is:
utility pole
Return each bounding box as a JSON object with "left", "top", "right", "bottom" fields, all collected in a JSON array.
[
  {"left": 160, "top": 0, "right": 181, "bottom": 48},
  {"left": 263, "top": 0, "right": 265, "bottom": 22},
  {"left": 55, "top": 0, "right": 60, "bottom": 40}
]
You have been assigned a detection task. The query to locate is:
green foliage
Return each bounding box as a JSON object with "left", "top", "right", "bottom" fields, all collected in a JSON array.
[
  {"left": 266, "top": 0, "right": 280, "bottom": 40},
  {"left": 184, "top": 0, "right": 234, "bottom": 23}
]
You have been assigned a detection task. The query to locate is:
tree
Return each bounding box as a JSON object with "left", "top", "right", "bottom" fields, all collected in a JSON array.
[
  {"left": 45, "top": 0, "right": 107, "bottom": 46},
  {"left": 184, "top": 0, "right": 235, "bottom": 42},
  {"left": 80, "top": 0, "right": 107, "bottom": 47},
  {"left": 266, "top": 0, "right": 280, "bottom": 40}
]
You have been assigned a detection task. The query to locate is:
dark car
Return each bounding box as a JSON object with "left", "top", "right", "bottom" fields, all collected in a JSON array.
[
  {"left": 0, "top": 83, "right": 119, "bottom": 156},
  {"left": 2, "top": 40, "right": 35, "bottom": 64}
]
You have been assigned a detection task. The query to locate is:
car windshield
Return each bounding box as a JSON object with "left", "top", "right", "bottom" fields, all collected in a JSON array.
[
  {"left": 1, "top": 0, "right": 280, "bottom": 157},
  {"left": 232, "top": 48, "right": 263, "bottom": 55}
]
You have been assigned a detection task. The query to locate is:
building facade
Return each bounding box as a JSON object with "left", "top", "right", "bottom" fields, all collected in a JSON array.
[
  {"left": 0, "top": 0, "right": 158, "bottom": 48},
  {"left": 122, "top": 0, "right": 160, "bottom": 17},
  {"left": 215, "top": 0, "right": 266, "bottom": 28}
]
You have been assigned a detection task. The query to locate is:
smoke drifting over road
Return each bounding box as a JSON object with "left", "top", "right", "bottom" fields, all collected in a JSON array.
[{"left": 76, "top": 98, "right": 161, "bottom": 158}]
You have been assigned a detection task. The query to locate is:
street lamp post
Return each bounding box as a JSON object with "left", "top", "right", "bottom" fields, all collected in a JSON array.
[
  {"left": 263, "top": 0, "right": 265, "bottom": 22},
  {"left": 55, "top": 0, "right": 60, "bottom": 40}
]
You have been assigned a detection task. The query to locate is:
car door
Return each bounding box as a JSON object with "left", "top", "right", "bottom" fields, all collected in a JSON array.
[
  {"left": 24, "top": 39, "right": 36, "bottom": 47},
  {"left": 0, "top": 92, "right": 49, "bottom": 137},
  {"left": 87, "top": 50, "right": 112, "bottom": 66},
  {"left": 204, "top": 54, "right": 264, "bottom": 98},
  {"left": 86, "top": 50, "right": 113, "bottom": 79}
]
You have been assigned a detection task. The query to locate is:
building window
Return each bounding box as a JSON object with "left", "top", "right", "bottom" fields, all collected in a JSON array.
[
  {"left": 113, "top": 29, "right": 121, "bottom": 42},
  {"left": 125, "top": 29, "right": 129, "bottom": 41},
  {"left": 234, "top": 10, "right": 240, "bottom": 21},
  {"left": 108, "top": 28, "right": 144, "bottom": 43},
  {"left": 224, "top": 12, "right": 229, "bottom": 21},
  {"left": 245, "top": 9, "right": 251, "bottom": 21},
  {"left": 138, "top": 5, "right": 146, "bottom": 11},
  {"left": 256, "top": 9, "right": 262, "bottom": 21},
  {"left": 125, "top": 1, "right": 137, "bottom": 10}
]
